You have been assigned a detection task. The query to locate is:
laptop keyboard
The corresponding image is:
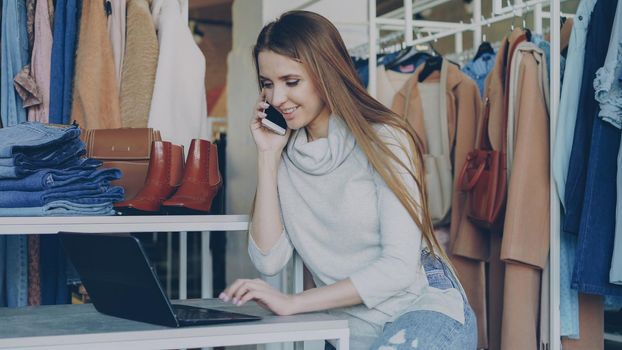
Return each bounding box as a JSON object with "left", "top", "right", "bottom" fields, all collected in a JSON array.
[{"left": 172, "top": 304, "right": 231, "bottom": 321}]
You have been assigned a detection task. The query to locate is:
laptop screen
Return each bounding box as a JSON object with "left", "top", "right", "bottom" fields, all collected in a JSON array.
[{"left": 59, "top": 232, "right": 179, "bottom": 327}]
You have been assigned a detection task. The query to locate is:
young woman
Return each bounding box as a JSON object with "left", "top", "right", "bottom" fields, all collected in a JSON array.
[{"left": 219, "top": 11, "right": 477, "bottom": 350}]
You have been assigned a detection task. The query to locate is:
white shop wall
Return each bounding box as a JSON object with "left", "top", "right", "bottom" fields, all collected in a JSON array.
[{"left": 225, "top": 0, "right": 367, "bottom": 286}]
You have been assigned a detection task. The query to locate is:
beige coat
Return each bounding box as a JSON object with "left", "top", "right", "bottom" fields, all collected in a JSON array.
[
  {"left": 71, "top": 0, "right": 122, "bottom": 129},
  {"left": 499, "top": 40, "right": 550, "bottom": 350}
]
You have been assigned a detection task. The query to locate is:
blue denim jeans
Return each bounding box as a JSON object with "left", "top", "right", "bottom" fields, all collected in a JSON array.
[
  {"left": 0, "top": 184, "right": 124, "bottom": 208},
  {"left": 1, "top": 0, "right": 29, "bottom": 128},
  {"left": 0, "top": 122, "right": 80, "bottom": 158},
  {"left": 572, "top": 118, "right": 622, "bottom": 296},
  {"left": 0, "top": 139, "right": 86, "bottom": 167},
  {"left": 0, "top": 157, "right": 100, "bottom": 179},
  {"left": 370, "top": 252, "right": 476, "bottom": 350},
  {"left": 49, "top": 0, "right": 79, "bottom": 124},
  {"left": 0, "top": 167, "right": 119, "bottom": 191},
  {"left": 563, "top": 0, "right": 619, "bottom": 236},
  {"left": 0, "top": 201, "right": 116, "bottom": 217}
]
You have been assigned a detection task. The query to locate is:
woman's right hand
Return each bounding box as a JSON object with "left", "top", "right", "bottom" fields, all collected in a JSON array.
[{"left": 250, "top": 95, "right": 290, "bottom": 154}]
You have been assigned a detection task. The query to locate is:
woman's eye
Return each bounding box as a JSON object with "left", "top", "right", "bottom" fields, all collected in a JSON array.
[
  {"left": 261, "top": 82, "right": 273, "bottom": 89},
  {"left": 286, "top": 80, "right": 300, "bottom": 87}
]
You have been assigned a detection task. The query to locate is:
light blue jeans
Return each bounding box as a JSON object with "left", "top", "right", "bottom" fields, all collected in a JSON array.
[
  {"left": 326, "top": 252, "right": 477, "bottom": 350},
  {"left": 369, "top": 252, "right": 477, "bottom": 350}
]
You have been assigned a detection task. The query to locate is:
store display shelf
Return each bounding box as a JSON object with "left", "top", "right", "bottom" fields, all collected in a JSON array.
[
  {"left": 0, "top": 215, "right": 250, "bottom": 234},
  {"left": 605, "top": 332, "right": 622, "bottom": 344}
]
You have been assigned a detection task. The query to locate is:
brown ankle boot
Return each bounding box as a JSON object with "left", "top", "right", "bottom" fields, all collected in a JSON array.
[
  {"left": 162, "top": 139, "right": 222, "bottom": 213},
  {"left": 115, "top": 141, "right": 184, "bottom": 212}
]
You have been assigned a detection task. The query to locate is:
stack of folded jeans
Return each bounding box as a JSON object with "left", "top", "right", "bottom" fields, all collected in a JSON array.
[{"left": 0, "top": 122, "right": 124, "bottom": 216}]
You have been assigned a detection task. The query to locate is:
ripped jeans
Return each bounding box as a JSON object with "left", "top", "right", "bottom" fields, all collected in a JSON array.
[{"left": 326, "top": 251, "right": 477, "bottom": 350}]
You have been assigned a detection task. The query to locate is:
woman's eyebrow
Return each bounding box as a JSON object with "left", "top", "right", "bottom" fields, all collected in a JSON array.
[{"left": 259, "top": 74, "right": 301, "bottom": 81}]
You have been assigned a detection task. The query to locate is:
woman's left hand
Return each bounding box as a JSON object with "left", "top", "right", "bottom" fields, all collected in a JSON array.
[{"left": 219, "top": 278, "right": 299, "bottom": 316}]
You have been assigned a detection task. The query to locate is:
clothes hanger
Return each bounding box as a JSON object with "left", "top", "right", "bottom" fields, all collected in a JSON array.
[
  {"left": 473, "top": 41, "right": 494, "bottom": 61},
  {"left": 385, "top": 38, "right": 440, "bottom": 70},
  {"left": 418, "top": 55, "right": 443, "bottom": 82}
]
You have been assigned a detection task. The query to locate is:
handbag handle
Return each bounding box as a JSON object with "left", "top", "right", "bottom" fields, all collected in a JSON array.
[{"left": 457, "top": 153, "right": 486, "bottom": 191}]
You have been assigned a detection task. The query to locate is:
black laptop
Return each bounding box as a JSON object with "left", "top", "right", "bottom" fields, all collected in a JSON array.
[{"left": 59, "top": 232, "right": 261, "bottom": 327}]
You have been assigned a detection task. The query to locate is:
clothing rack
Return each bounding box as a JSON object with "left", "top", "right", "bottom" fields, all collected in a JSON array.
[{"left": 364, "top": 0, "right": 563, "bottom": 349}]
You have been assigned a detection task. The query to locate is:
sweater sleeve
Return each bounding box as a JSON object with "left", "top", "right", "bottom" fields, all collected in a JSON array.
[
  {"left": 247, "top": 227, "right": 294, "bottom": 276},
  {"left": 349, "top": 126, "right": 424, "bottom": 308}
]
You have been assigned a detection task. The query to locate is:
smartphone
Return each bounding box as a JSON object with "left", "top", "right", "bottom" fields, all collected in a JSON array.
[{"left": 261, "top": 103, "right": 288, "bottom": 136}]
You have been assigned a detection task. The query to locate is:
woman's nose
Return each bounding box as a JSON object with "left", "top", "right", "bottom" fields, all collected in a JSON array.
[{"left": 271, "top": 86, "right": 288, "bottom": 108}]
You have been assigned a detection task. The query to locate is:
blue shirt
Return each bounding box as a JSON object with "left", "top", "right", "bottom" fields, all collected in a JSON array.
[{"left": 462, "top": 52, "right": 495, "bottom": 98}]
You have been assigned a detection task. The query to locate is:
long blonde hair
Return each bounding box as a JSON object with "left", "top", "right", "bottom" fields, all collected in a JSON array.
[{"left": 253, "top": 11, "right": 449, "bottom": 262}]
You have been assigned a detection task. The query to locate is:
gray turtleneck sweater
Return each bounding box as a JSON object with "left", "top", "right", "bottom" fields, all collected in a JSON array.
[{"left": 248, "top": 116, "right": 464, "bottom": 348}]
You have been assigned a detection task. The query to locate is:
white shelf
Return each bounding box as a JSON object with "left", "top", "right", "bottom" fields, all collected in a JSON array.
[
  {"left": 0, "top": 215, "right": 250, "bottom": 234},
  {"left": 606, "top": 332, "right": 622, "bottom": 344}
]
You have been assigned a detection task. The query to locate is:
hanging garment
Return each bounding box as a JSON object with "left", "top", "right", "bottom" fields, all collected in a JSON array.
[
  {"left": 613, "top": 139, "right": 622, "bottom": 284},
  {"left": 563, "top": 0, "right": 618, "bottom": 236},
  {"left": 569, "top": 0, "right": 622, "bottom": 297},
  {"left": 70, "top": 0, "right": 122, "bottom": 129},
  {"left": 149, "top": 0, "right": 209, "bottom": 152},
  {"left": 502, "top": 43, "right": 550, "bottom": 271},
  {"left": 561, "top": 294, "right": 604, "bottom": 350},
  {"left": 120, "top": 0, "right": 159, "bottom": 128},
  {"left": 25, "top": 0, "right": 34, "bottom": 54},
  {"left": 596, "top": 0, "right": 622, "bottom": 286},
  {"left": 107, "top": 0, "right": 126, "bottom": 86},
  {"left": 500, "top": 42, "right": 550, "bottom": 350},
  {"left": 594, "top": 0, "right": 622, "bottom": 129},
  {"left": 461, "top": 52, "right": 495, "bottom": 98},
  {"left": 48, "top": 0, "right": 80, "bottom": 125},
  {"left": 552, "top": 0, "right": 597, "bottom": 208},
  {"left": 1, "top": 0, "right": 29, "bottom": 127},
  {"left": 551, "top": 0, "right": 598, "bottom": 337},
  {"left": 391, "top": 59, "right": 485, "bottom": 348},
  {"left": 1, "top": 0, "right": 31, "bottom": 310},
  {"left": 27, "top": 235, "right": 40, "bottom": 306},
  {"left": 375, "top": 67, "right": 414, "bottom": 108},
  {"left": 13, "top": 65, "right": 40, "bottom": 109},
  {"left": 468, "top": 29, "right": 527, "bottom": 350},
  {"left": 26, "top": 0, "right": 53, "bottom": 123},
  {"left": 47, "top": 0, "right": 54, "bottom": 28},
  {"left": 352, "top": 57, "right": 369, "bottom": 88},
  {"left": 398, "top": 60, "right": 452, "bottom": 225}
]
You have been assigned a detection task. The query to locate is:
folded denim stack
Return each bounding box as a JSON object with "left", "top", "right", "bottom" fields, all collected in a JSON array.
[{"left": 0, "top": 122, "right": 124, "bottom": 216}]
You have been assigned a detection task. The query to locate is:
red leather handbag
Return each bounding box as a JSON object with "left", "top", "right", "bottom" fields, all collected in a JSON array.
[{"left": 457, "top": 99, "right": 507, "bottom": 230}]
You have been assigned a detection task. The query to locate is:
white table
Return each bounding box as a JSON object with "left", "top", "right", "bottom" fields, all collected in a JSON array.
[{"left": 0, "top": 299, "right": 350, "bottom": 349}]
